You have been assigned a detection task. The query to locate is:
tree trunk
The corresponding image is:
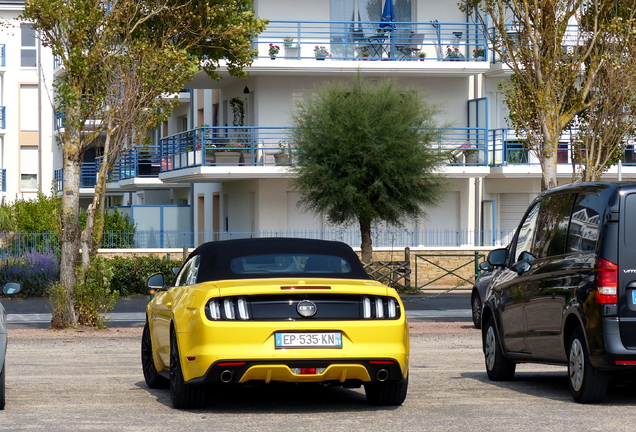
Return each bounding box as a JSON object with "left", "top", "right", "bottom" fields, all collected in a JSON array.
[
  {"left": 359, "top": 218, "right": 372, "bottom": 263},
  {"left": 80, "top": 201, "right": 95, "bottom": 280},
  {"left": 539, "top": 129, "right": 560, "bottom": 191},
  {"left": 54, "top": 156, "right": 81, "bottom": 328}
]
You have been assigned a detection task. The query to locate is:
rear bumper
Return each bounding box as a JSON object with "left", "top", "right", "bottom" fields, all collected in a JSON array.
[
  {"left": 188, "top": 358, "right": 406, "bottom": 385},
  {"left": 174, "top": 317, "right": 409, "bottom": 382},
  {"left": 590, "top": 317, "right": 636, "bottom": 369}
]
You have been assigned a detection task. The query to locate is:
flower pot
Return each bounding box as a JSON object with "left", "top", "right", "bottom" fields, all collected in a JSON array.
[
  {"left": 316, "top": 57, "right": 325, "bottom": 61},
  {"left": 271, "top": 57, "right": 276, "bottom": 60},
  {"left": 275, "top": 153, "right": 291, "bottom": 165},
  {"left": 214, "top": 151, "right": 241, "bottom": 165}
]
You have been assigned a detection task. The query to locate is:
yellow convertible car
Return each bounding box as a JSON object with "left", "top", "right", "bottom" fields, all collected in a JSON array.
[{"left": 142, "top": 238, "right": 409, "bottom": 409}]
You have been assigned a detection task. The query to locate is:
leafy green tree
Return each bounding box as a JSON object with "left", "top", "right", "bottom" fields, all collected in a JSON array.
[
  {"left": 462, "top": 0, "right": 612, "bottom": 190},
  {"left": 290, "top": 74, "right": 448, "bottom": 262},
  {"left": 21, "top": 0, "right": 266, "bottom": 327},
  {"left": 571, "top": 2, "right": 636, "bottom": 181}
]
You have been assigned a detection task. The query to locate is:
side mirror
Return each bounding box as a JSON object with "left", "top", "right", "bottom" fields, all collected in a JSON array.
[
  {"left": 487, "top": 248, "right": 508, "bottom": 267},
  {"left": 479, "top": 261, "right": 492, "bottom": 271},
  {"left": 512, "top": 260, "right": 532, "bottom": 276},
  {"left": 2, "top": 282, "right": 21, "bottom": 295},
  {"left": 146, "top": 273, "right": 165, "bottom": 290}
]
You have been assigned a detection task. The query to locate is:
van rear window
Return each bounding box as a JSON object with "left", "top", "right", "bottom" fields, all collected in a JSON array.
[
  {"left": 567, "top": 194, "right": 602, "bottom": 253},
  {"left": 624, "top": 194, "right": 636, "bottom": 251}
]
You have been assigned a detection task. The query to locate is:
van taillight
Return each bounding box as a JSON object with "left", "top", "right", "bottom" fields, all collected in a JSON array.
[{"left": 596, "top": 258, "right": 618, "bottom": 304}]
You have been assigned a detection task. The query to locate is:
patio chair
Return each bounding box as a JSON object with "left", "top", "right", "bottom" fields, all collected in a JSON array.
[{"left": 396, "top": 33, "right": 424, "bottom": 59}]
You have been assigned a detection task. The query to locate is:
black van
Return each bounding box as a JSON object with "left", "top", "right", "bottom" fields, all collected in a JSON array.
[{"left": 479, "top": 181, "right": 636, "bottom": 403}]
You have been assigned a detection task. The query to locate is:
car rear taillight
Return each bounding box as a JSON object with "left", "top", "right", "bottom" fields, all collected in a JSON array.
[
  {"left": 596, "top": 258, "right": 618, "bottom": 304},
  {"left": 362, "top": 297, "right": 399, "bottom": 319},
  {"left": 206, "top": 297, "right": 250, "bottom": 321}
]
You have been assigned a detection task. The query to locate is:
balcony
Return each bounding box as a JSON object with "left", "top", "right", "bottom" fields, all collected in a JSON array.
[
  {"left": 84, "top": 126, "right": 636, "bottom": 187},
  {"left": 154, "top": 126, "right": 489, "bottom": 177},
  {"left": 487, "top": 128, "right": 636, "bottom": 179},
  {"left": 258, "top": 20, "right": 488, "bottom": 62},
  {"left": 108, "top": 146, "right": 162, "bottom": 182},
  {"left": 0, "top": 169, "right": 5, "bottom": 192},
  {"left": 53, "top": 162, "right": 98, "bottom": 191}
]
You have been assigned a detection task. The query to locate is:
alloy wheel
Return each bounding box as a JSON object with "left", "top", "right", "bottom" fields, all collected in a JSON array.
[
  {"left": 569, "top": 338, "right": 584, "bottom": 392},
  {"left": 485, "top": 325, "right": 496, "bottom": 371}
]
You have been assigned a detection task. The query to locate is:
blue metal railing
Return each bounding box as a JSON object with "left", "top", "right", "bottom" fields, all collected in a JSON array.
[
  {"left": 488, "top": 128, "right": 636, "bottom": 167},
  {"left": 259, "top": 20, "right": 488, "bottom": 62},
  {"left": 106, "top": 146, "right": 162, "bottom": 181},
  {"left": 158, "top": 126, "right": 489, "bottom": 171},
  {"left": 53, "top": 162, "right": 98, "bottom": 191},
  {"left": 0, "top": 169, "right": 5, "bottom": 192},
  {"left": 0, "top": 229, "right": 515, "bottom": 255},
  {"left": 0, "top": 106, "right": 5, "bottom": 130},
  {"left": 0, "top": 44, "right": 5, "bottom": 68}
]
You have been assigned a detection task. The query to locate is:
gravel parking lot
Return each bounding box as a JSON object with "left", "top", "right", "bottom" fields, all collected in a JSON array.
[{"left": 2, "top": 323, "right": 636, "bottom": 432}]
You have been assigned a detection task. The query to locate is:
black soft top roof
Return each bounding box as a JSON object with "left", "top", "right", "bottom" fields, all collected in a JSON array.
[{"left": 190, "top": 238, "right": 370, "bottom": 282}]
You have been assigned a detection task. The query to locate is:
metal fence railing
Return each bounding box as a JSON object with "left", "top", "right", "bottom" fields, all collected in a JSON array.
[
  {"left": 258, "top": 20, "right": 488, "bottom": 62},
  {"left": 414, "top": 252, "right": 486, "bottom": 289},
  {"left": 0, "top": 229, "right": 514, "bottom": 257}
]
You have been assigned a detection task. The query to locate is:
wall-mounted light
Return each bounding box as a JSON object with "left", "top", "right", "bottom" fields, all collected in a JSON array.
[{"left": 243, "top": 86, "right": 250, "bottom": 94}]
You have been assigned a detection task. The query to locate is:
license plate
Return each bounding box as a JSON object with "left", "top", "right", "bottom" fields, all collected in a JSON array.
[{"left": 275, "top": 332, "right": 342, "bottom": 349}]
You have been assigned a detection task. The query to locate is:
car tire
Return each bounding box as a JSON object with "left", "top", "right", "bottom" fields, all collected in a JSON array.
[
  {"left": 0, "top": 361, "right": 5, "bottom": 410},
  {"left": 364, "top": 377, "right": 408, "bottom": 406},
  {"left": 483, "top": 316, "right": 516, "bottom": 381},
  {"left": 567, "top": 327, "right": 609, "bottom": 404},
  {"left": 471, "top": 290, "right": 482, "bottom": 329},
  {"left": 170, "top": 330, "right": 207, "bottom": 409},
  {"left": 141, "top": 322, "right": 169, "bottom": 389}
]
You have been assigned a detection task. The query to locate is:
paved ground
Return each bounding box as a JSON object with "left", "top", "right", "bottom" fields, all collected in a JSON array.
[{"left": 2, "top": 322, "right": 636, "bottom": 431}]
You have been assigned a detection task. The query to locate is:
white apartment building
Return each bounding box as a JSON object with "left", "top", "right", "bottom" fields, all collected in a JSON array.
[
  {"left": 0, "top": 0, "right": 54, "bottom": 205},
  {"left": 2, "top": 0, "right": 634, "bottom": 248}
]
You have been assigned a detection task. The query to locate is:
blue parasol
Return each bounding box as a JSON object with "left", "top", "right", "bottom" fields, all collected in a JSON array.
[{"left": 379, "top": 0, "right": 395, "bottom": 30}]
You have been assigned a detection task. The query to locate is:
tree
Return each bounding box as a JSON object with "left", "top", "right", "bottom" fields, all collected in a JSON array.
[
  {"left": 290, "top": 74, "right": 448, "bottom": 263},
  {"left": 20, "top": 0, "right": 266, "bottom": 328},
  {"left": 570, "top": 2, "right": 636, "bottom": 181},
  {"left": 462, "top": 0, "right": 606, "bottom": 190}
]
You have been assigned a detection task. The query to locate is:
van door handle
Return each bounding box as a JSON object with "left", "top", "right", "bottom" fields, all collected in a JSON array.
[{"left": 627, "top": 282, "right": 636, "bottom": 289}]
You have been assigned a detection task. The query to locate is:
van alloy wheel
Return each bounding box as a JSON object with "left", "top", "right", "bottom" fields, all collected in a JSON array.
[{"left": 567, "top": 327, "right": 609, "bottom": 403}]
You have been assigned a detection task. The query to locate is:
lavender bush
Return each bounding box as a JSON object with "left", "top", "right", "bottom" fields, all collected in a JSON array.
[{"left": 0, "top": 252, "right": 60, "bottom": 296}]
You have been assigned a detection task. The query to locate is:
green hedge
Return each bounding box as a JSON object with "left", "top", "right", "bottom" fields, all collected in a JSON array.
[{"left": 108, "top": 255, "right": 181, "bottom": 297}]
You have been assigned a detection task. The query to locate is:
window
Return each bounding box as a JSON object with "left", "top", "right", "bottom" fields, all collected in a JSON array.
[
  {"left": 175, "top": 255, "right": 200, "bottom": 286},
  {"left": 21, "top": 25, "right": 37, "bottom": 68},
  {"left": 231, "top": 254, "right": 353, "bottom": 275},
  {"left": 20, "top": 147, "right": 38, "bottom": 190},
  {"left": 567, "top": 194, "right": 602, "bottom": 253},
  {"left": 532, "top": 194, "right": 575, "bottom": 258},
  {"left": 20, "top": 84, "right": 39, "bottom": 131},
  {"left": 514, "top": 202, "right": 540, "bottom": 262}
]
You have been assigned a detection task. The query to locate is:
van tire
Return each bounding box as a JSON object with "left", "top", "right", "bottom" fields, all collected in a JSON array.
[{"left": 568, "top": 327, "right": 609, "bottom": 403}]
